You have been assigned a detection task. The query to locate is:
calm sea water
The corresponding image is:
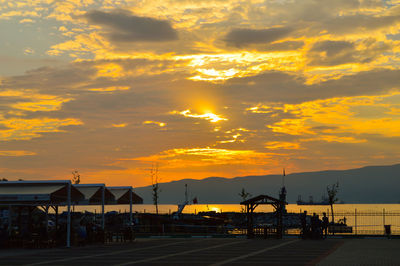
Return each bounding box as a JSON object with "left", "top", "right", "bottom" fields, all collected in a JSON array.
[{"left": 70, "top": 203, "right": 400, "bottom": 215}]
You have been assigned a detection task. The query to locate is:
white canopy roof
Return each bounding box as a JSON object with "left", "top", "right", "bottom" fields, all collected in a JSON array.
[
  {"left": 107, "top": 186, "right": 143, "bottom": 204},
  {"left": 73, "top": 184, "right": 115, "bottom": 204},
  {"left": 0, "top": 180, "right": 84, "bottom": 205}
]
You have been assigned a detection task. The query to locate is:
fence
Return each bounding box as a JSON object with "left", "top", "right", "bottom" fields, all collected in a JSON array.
[
  {"left": 128, "top": 209, "right": 400, "bottom": 237},
  {"left": 293, "top": 208, "right": 400, "bottom": 236}
]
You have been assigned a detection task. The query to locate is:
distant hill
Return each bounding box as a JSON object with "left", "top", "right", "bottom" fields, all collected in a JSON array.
[{"left": 133, "top": 164, "right": 400, "bottom": 204}]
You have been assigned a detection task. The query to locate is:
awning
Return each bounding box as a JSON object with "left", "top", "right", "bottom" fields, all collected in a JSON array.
[
  {"left": 107, "top": 187, "right": 143, "bottom": 204},
  {"left": 73, "top": 184, "right": 115, "bottom": 204},
  {"left": 0, "top": 180, "right": 84, "bottom": 205}
]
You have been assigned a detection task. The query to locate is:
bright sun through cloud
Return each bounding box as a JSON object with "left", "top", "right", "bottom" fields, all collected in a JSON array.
[
  {"left": 171, "top": 110, "right": 228, "bottom": 123},
  {"left": 2, "top": 2, "right": 400, "bottom": 257},
  {"left": 0, "top": 0, "right": 399, "bottom": 188}
]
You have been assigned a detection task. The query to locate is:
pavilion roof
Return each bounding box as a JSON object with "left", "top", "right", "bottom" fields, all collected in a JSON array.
[
  {"left": 73, "top": 184, "right": 115, "bottom": 204},
  {"left": 0, "top": 180, "right": 84, "bottom": 205},
  {"left": 107, "top": 186, "right": 143, "bottom": 204},
  {"left": 240, "top": 194, "right": 285, "bottom": 205}
]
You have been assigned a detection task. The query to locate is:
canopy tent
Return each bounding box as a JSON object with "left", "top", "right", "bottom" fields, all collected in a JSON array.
[
  {"left": 0, "top": 180, "right": 84, "bottom": 247},
  {"left": 107, "top": 187, "right": 143, "bottom": 205},
  {"left": 0, "top": 181, "right": 144, "bottom": 247},
  {"left": 107, "top": 186, "right": 143, "bottom": 226},
  {"left": 0, "top": 181, "right": 84, "bottom": 205},
  {"left": 73, "top": 184, "right": 115, "bottom": 204},
  {"left": 73, "top": 184, "right": 115, "bottom": 229}
]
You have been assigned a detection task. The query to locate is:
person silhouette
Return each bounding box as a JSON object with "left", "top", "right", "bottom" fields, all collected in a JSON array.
[
  {"left": 300, "top": 211, "right": 308, "bottom": 238},
  {"left": 322, "top": 212, "right": 329, "bottom": 239}
]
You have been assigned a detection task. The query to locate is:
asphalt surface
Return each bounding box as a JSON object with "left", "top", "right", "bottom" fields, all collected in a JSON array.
[
  {"left": 0, "top": 238, "right": 342, "bottom": 266},
  {"left": 317, "top": 239, "right": 400, "bottom": 266}
]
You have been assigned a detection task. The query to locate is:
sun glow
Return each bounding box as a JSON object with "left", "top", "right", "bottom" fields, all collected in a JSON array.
[
  {"left": 2, "top": 0, "right": 400, "bottom": 187},
  {"left": 176, "top": 51, "right": 302, "bottom": 82},
  {"left": 210, "top": 207, "right": 221, "bottom": 213},
  {"left": 171, "top": 110, "right": 228, "bottom": 123}
]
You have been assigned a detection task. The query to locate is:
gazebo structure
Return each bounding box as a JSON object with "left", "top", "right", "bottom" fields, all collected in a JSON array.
[
  {"left": 240, "top": 195, "right": 287, "bottom": 239},
  {"left": 73, "top": 184, "right": 115, "bottom": 229},
  {"left": 0, "top": 180, "right": 84, "bottom": 247}
]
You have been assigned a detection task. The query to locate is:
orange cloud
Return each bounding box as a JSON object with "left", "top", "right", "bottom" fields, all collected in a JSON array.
[
  {"left": 88, "top": 86, "right": 130, "bottom": 92},
  {"left": 0, "top": 150, "right": 36, "bottom": 156},
  {"left": 0, "top": 89, "right": 73, "bottom": 114},
  {"left": 125, "top": 147, "right": 279, "bottom": 167},
  {"left": 111, "top": 123, "right": 127, "bottom": 128},
  {"left": 143, "top": 121, "right": 166, "bottom": 127},
  {"left": 0, "top": 117, "right": 83, "bottom": 141},
  {"left": 265, "top": 92, "right": 400, "bottom": 141},
  {"left": 265, "top": 141, "right": 301, "bottom": 150}
]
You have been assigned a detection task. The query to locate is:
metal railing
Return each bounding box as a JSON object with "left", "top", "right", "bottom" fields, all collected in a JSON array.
[{"left": 288, "top": 209, "right": 400, "bottom": 236}]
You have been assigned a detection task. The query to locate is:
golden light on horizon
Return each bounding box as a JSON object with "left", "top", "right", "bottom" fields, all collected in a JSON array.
[{"left": 210, "top": 207, "right": 221, "bottom": 213}]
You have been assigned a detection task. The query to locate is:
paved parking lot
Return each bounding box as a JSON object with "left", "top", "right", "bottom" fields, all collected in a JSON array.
[
  {"left": 0, "top": 238, "right": 342, "bottom": 265},
  {"left": 317, "top": 239, "right": 400, "bottom": 266}
]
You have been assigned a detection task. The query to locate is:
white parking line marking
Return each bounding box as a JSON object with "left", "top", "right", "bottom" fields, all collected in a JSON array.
[
  {"left": 210, "top": 239, "right": 299, "bottom": 266},
  {"left": 114, "top": 240, "right": 248, "bottom": 266},
  {"left": 28, "top": 240, "right": 204, "bottom": 265}
]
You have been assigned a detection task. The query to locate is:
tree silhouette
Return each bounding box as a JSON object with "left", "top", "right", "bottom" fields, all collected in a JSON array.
[
  {"left": 327, "top": 182, "right": 339, "bottom": 223},
  {"left": 239, "top": 188, "right": 252, "bottom": 213},
  {"left": 72, "top": 170, "right": 81, "bottom": 184},
  {"left": 150, "top": 164, "right": 161, "bottom": 215},
  {"left": 239, "top": 188, "right": 252, "bottom": 201}
]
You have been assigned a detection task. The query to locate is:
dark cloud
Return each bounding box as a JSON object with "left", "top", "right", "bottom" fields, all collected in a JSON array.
[
  {"left": 308, "top": 40, "right": 356, "bottom": 66},
  {"left": 223, "top": 27, "right": 293, "bottom": 47},
  {"left": 311, "top": 40, "right": 354, "bottom": 54},
  {"left": 311, "top": 126, "right": 340, "bottom": 132},
  {"left": 221, "top": 40, "right": 304, "bottom": 52},
  {"left": 0, "top": 58, "right": 187, "bottom": 96},
  {"left": 84, "top": 10, "right": 178, "bottom": 43},
  {"left": 307, "top": 39, "right": 392, "bottom": 66},
  {"left": 224, "top": 68, "right": 400, "bottom": 104},
  {"left": 1, "top": 66, "right": 97, "bottom": 94},
  {"left": 263, "top": 41, "right": 304, "bottom": 51},
  {"left": 323, "top": 14, "right": 400, "bottom": 35},
  {"left": 0, "top": 56, "right": 65, "bottom": 77}
]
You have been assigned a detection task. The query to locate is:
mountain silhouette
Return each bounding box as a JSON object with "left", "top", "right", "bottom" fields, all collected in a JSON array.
[{"left": 133, "top": 164, "right": 400, "bottom": 204}]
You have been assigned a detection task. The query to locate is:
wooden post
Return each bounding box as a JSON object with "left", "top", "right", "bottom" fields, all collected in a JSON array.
[
  {"left": 277, "top": 204, "right": 283, "bottom": 239},
  {"left": 45, "top": 205, "right": 49, "bottom": 233},
  {"left": 55, "top": 206, "right": 59, "bottom": 229},
  {"left": 18, "top": 207, "right": 22, "bottom": 234},
  {"left": 67, "top": 182, "right": 71, "bottom": 248},
  {"left": 102, "top": 186, "right": 105, "bottom": 230},
  {"left": 247, "top": 204, "right": 254, "bottom": 239},
  {"left": 383, "top": 208, "right": 386, "bottom": 232},
  {"left": 129, "top": 187, "right": 133, "bottom": 227},
  {"left": 355, "top": 208, "right": 357, "bottom": 235},
  {"left": 8, "top": 205, "right": 12, "bottom": 236}
]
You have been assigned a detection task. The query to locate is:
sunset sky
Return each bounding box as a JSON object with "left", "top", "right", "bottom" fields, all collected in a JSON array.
[{"left": 0, "top": 0, "right": 399, "bottom": 187}]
